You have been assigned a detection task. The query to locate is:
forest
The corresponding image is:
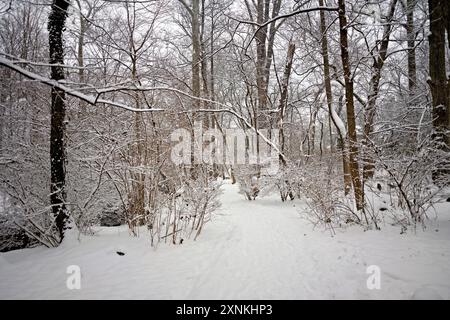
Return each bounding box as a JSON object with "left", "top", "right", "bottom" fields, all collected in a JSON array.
[{"left": 0, "top": 0, "right": 449, "bottom": 300}]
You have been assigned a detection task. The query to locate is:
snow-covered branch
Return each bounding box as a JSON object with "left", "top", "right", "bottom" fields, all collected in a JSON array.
[
  {"left": 0, "top": 56, "right": 287, "bottom": 162},
  {"left": 236, "top": 6, "right": 339, "bottom": 28}
]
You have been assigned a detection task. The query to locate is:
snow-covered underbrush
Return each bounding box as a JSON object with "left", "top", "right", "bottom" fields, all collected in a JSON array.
[{"left": 0, "top": 168, "right": 223, "bottom": 251}]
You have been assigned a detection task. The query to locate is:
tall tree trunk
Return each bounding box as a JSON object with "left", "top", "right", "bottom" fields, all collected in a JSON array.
[
  {"left": 319, "top": 0, "right": 351, "bottom": 194},
  {"left": 131, "top": 57, "right": 146, "bottom": 228},
  {"left": 253, "top": 0, "right": 269, "bottom": 175},
  {"left": 191, "top": 0, "right": 201, "bottom": 178},
  {"left": 209, "top": 1, "right": 215, "bottom": 106},
  {"left": 428, "top": 0, "right": 450, "bottom": 180},
  {"left": 200, "top": 0, "right": 210, "bottom": 128},
  {"left": 264, "top": 0, "right": 282, "bottom": 88},
  {"left": 278, "top": 42, "right": 296, "bottom": 201},
  {"left": 177, "top": 0, "right": 202, "bottom": 177},
  {"left": 278, "top": 42, "right": 295, "bottom": 165},
  {"left": 48, "top": 0, "right": 70, "bottom": 242},
  {"left": 77, "top": 8, "right": 86, "bottom": 114},
  {"left": 406, "top": 0, "right": 417, "bottom": 96},
  {"left": 337, "top": 0, "right": 365, "bottom": 212},
  {"left": 255, "top": 0, "right": 268, "bottom": 123},
  {"left": 192, "top": 0, "right": 201, "bottom": 110},
  {"left": 363, "top": 0, "right": 398, "bottom": 179}
]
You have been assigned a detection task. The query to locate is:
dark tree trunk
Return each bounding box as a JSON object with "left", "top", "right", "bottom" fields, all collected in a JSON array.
[
  {"left": 428, "top": 0, "right": 450, "bottom": 180},
  {"left": 255, "top": 0, "right": 268, "bottom": 122},
  {"left": 406, "top": 0, "right": 417, "bottom": 95},
  {"left": 264, "top": 0, "right": 281, "bottom": 88},
  {"left": 192, "top": 0, "right": 201, "bottom": 110},
  {"left": 48, "top": 0, "right": 70, "bottom": 242},
  {"left": 337, "top": 0, "right": 365, "bottom": 213},
  {"left": 319, "top": 0, "right": 352, "bottom": 194},
  {"left": 278, "top": 42, "right": 295, "bottom": 164},
  {"left": 77, "top": 9, "right": 86, "bottom": 114},
  {"left": 429, "top": 0, "right": 449, "bottom": 140}
]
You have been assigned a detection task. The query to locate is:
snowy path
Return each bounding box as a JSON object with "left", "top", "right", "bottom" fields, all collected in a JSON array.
[{"left": 1, "top": 182, "right": 450, "bottom": 299}]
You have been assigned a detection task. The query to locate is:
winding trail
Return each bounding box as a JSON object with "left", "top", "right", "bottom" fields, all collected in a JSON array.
[{"left": 0, "top": 182, "right": 449, "bottom": 299}]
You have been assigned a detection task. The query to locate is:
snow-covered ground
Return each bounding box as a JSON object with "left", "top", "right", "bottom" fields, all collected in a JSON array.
[{"left": 0, "top": 182, "right": 449, "bottom": 299}]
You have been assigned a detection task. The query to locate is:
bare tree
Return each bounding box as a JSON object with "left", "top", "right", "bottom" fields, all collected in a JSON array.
[
  {"left": 48, "top": 0, "right": 71, "bottom": 241},
  {"left": 428, "top": 0, "right": 450, "bottom": 181},
  {"left": 337, "top": 0, "right": 365, "bottom": 213},
  {"left": 362, "top": 0, "right": 398, "bottom": 179},
  {"left": 318, "top": 0, "right": 351, "bottom": 194}
]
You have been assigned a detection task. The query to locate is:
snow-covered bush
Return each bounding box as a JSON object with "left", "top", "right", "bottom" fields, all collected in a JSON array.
[
  {"left": 0, "top": 193, "right": 59, "bottom": 249},
  {"left": 177, "top": 173, "right": 222, "bottom": 241},
  {"left": 368, "top": 134, "right": 450, "bottom": 229},
  {"left": 234, "top": 163, "right": 283, "bottom": 201},
  {"left": 146, "top": 167, "right": 222, "bottom": 246},
  {"left": 0, "top": 196, "right": 37, "bottom": 252},
  {"left": 234, "top": 165, "right": 261, "bottom": 200},
  {"left": 0, "top": 123, "right": 62, "bottom": 248},
  {"left": 271, "top": 163, "right": 300, "bottom": 201},
  {"left": 293, "top": 159, "right": 362, "bottom": 231}
]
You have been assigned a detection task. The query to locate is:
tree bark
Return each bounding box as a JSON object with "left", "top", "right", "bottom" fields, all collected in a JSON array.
[
  {"left": 362, "top": 0, "right": 398, "bottom": 179},
  {"left": 192, "top": 0, "right": 201, "bottom": 110},
  {"left": 337, "top": 0, "right": 365, "bottom": 212},
  {"left": 319, "top": 0, "right": 351, "bottom": 194},
  {"left": 48, "top": 0, "right": 70, "bottom": 242},
  {"left": 76, "top": 1, "right": 87, "bottom": 114},
  {"left": 278, "top": 43, "right": 295, "bottom": 164},
  {"left": 264, "top": 0, "right": 282, "bottom": 88},
  {"left": 428, "top": 0, "right": 450, "bottom": 180},
  {"left": 255, "top": 0, "right": 268, "bottom": 123},
  {"left": 406, "top": 0, "right": 417, "bottom": 95}
]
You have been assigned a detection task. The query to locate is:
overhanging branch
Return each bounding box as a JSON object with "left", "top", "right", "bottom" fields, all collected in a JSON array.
[{"left": 0, "top": 56, "right": 287, "bottom": 162}]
